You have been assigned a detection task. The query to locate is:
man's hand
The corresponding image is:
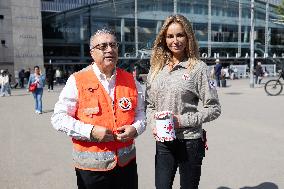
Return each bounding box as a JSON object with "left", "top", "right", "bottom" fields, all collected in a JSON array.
[
  {"left": 91, "top": 125, "right": 114, "bottom": 142},
  {"left": 115, "top": 125, "right": 137, "bottom": 142}
]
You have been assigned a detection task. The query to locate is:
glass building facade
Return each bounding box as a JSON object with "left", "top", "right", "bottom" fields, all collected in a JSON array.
[{"left": 41, "top": 0, "right": 284, "bottom": 72}]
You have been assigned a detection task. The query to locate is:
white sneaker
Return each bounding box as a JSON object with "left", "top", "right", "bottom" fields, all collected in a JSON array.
[
  {"left": 35, "top": 110, "right": 42, "bottom": 114},
  {"left": 48, "top": 89, "right": 50, "bottom": 92}
]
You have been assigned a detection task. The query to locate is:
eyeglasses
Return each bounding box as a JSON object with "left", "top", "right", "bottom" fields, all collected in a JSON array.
[{"left": 91, "top": 42, "right": 119, "bottom": 51}]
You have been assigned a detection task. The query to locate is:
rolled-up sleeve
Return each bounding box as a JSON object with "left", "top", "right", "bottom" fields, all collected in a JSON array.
[
  {"left": 51, "top": 75, "right": 93, "bottom": 141},
  {"left": 145, "top": 75, "right": 156, "bottom": 130},
  {"left": 132, "top": 80, "right": 146, "bottom": 136}
]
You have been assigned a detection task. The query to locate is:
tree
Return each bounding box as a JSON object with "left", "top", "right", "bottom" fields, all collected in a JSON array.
[
  {"left": 276, "top": 0, "right": 284, "bottom": 16},
  {"left": 273, "top": 0, "right": 284, "bottom": 24},
  {"left": 276, "top": 0, "right": 284, "bottom": 14}
]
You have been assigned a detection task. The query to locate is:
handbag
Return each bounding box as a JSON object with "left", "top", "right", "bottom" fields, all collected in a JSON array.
[{"left": 29, "top": 83, "right": 37, "bottom": 92}]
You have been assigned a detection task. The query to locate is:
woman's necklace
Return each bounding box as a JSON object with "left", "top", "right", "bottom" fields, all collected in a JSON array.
[
  {"left": 168, "top": 57, "right": 185, "bottom": 70},
  {"left": 168, "top": 61, "right": 176, "bottom": 70}
]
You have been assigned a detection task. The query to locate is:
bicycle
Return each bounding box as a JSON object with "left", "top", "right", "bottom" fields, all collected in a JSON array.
[{"left": 264, "top": 69, "right": 284, "bottom": 96}]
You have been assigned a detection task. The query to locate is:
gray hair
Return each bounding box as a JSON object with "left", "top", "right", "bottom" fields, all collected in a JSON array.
[{"left": 89, "top": 28, "right": 116, "bottom": 50}]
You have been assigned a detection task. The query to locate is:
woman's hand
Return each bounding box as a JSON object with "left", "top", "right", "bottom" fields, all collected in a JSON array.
[
  {"left": 152, "top": 126, "right": 160, "bottom": 141},
  {"left": 173, "top": 115, "right": 180, "bottom": 128}
]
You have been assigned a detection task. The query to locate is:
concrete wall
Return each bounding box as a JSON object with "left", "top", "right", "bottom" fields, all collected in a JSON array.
[
  {"left": 0, "top": 0, "right": 14, "bottom": 71},
  {"left": 0, "top": 0, "right": 44, "bottom": 80},
  {"left": 10, "top": 0, "right": 44, "bottom": 74}
]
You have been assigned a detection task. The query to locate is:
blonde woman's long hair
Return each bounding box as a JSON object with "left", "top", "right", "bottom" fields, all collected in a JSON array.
[{"left": 149, "top": 14, "right": 200, "bottom": 81}]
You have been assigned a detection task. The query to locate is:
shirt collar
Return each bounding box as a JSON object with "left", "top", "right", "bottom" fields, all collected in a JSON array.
[
  {"left": 178, "top": 59, "right": 189, "bottom": 68},
  {"left": 92, "top": 63, "right": 116, "bottom": 81},
  {"left": 166, "top": 58, "right": 189, "bottom": 69}
]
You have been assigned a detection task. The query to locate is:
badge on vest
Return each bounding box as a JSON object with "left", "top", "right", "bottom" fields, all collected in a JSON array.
[
  {"left": 118, "top": 97, "right": 132, "bottom": 111},
  {"left": 83, "top": 107, "right": 100, "bottom": 117}
]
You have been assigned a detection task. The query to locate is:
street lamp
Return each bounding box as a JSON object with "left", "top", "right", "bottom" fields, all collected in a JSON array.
[{"left": 250, "top": 0, "right": 255, "bottom": 88}]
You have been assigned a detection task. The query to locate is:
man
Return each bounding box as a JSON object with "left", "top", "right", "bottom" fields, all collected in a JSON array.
[
  {"left": 19, "top": 69, "right": 25, "bottom": 88},
  {"left": 24, "top": 68, "right": 31, "bottom": 85},
  {"left": 51, "top": 28, "right": 146, "bottom": 189},
  {"left": 46, "top": 66, "right": 55, "bottom": 92},
  {"left": 214, "top": 59, "right": 222, "bottom": 87},
  {"left": 255, "top": 61, "right": 264, "bottom": 84}
]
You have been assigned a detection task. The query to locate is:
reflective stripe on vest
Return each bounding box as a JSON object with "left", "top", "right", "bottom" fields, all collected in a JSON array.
[
  {"left": 73, "top": 150, "right": 116, "bottom": 170},
  {"left": 117, "top": 143, "right": 136, "bottom": 166},
  {"left": 73, "top": 144, "right": 136, "bottom": 170}
]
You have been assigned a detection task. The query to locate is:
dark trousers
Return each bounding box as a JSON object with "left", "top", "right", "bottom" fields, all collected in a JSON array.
[
  {"left": 48, "top": 80, "right": 53, "bottom": 90},
  {"left": 155, "top": 139, "right": 205, "bottom": 189},
  {"left": 215, "top": 75, "right": 221, "bottom": 87},
  {"left": 75, "top": 159, "right": 138, "bottom": 189},
  {"left": 19, "top": 78, "right": 25, "bottom": 88},
  {"left": 255, "top": 75, "right": 262, "bottom": 84}
]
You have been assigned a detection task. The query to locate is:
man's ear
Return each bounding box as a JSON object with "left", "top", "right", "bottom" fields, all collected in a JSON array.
[{"left": 90, "top": 51, "right": 96, "bottom": 62}]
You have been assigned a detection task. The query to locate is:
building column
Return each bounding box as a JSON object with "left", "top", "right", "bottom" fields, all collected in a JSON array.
[
  {"left": 244, "top": 26, "right": 248, "bottom": 43},
  {"left": 264, "top": 0, "right": 269, "bottom": 56},
  {"left": 80, "top": 14, "right": 84, "bottom": 63},
  {"left": 134, "top": 0, "right": 138, "bottom": 57},
  {"left": 10, "top": 0, "right": 44, "bottom": 73},
  {"left": 208, "top": 0, "right": 212, "bottom": 57},
  {"left": 238, "top": 0, "right": 242, "bottom": 57},
  {"left": 120, "top": 18, "right": 125, "bottom": 57},
  {"left": 156, "top": 21, "right": 162, "bottom": 35}
]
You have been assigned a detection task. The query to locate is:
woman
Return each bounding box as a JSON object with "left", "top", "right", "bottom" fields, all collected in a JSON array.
[
  {"left": 146, "top": 14, "right": 221, "bottom": 189},
  {"left": 0, "top": 70, "right": 11, "bottom": 97},
  {"left": 27, "top": 66, "right": 45, "bottom": 114}
]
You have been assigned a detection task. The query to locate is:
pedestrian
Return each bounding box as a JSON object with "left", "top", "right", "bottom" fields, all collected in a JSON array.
[
  {"left": 55, "top": 68, "right": 61, "bottom": 85},
  {"left": 254, "top": 62, "right": 264, "bottom": 84},
  {"left": 0, "top": 70, "right": 3, "bottom": 90},
  {"left": 220, "top": 67, "right": 227, "bottom": 87},
  {"left": 0, "top": 70, "right": 3, "bottom": 91},
  {"left": 14, "top": 70, "right": 19, "bottom": 88},
  {"left": 25, "top": 68, "right": 31, "bottom": 84},
  {"left": 214, "top": 59, "right": 222, "bottom": 87},
  {"left": 19, "top": 69, "right": 25, "bottom": 88},
  {"left": 51, "top": 28, "right": 146, "bottom": 189},
  {"left": 46, "top": 66, "right": 55, "bottom": 91},
  {"left": 0, "top": 70, "right": 11, "bottom": 97},
  {"left": 233, "top": 67, "right": 238, "bottom": 79},
  {"left": 223, "top": 66, "right": 230, "bottom": 79},
  {"left": 27, "top": 66, "right": 46, "bottom": 114},
  {"left": 146, "top": 14, "right": 221, "bottom": 189}
]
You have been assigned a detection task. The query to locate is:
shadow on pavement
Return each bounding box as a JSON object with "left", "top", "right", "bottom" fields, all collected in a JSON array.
[
  {"left": 9, "top": 93, "right": 31, "bottom": 97},
  {"left": 223, "top": 92, "right": 243, "bottom": 95},
  {"left": 42, "top": 109, "right": 54, "bottom": 114},
  {"left": 33, "top": 168, "right": 51, "bottom": 176},
  {"left": 217, "top": 182, "right": 278, "bottom": 189}
]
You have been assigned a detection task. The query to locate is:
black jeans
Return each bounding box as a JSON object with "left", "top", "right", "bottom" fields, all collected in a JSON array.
[
  {"left": 48, "top": 80, "right": 53, "bottom": 90},
  {"left": 155, "top": 139, "right": 205, "bottom": 189},
  {"left": 75, "top": 159, "right": 138, "bottom": 189}
]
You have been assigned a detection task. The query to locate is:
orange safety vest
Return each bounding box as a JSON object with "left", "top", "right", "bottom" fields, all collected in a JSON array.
[{"left": 72, "top": 66, "right": 138, "bottom": 171}]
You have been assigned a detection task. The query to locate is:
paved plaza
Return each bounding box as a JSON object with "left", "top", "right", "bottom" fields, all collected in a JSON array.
[{"left": 0, "top": 78, "right": 284, "bottom": 189}]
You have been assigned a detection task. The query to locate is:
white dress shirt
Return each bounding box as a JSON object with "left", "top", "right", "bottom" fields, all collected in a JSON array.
[{"left": 51, "top": 64, "right": 146, "bottom": 141}]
